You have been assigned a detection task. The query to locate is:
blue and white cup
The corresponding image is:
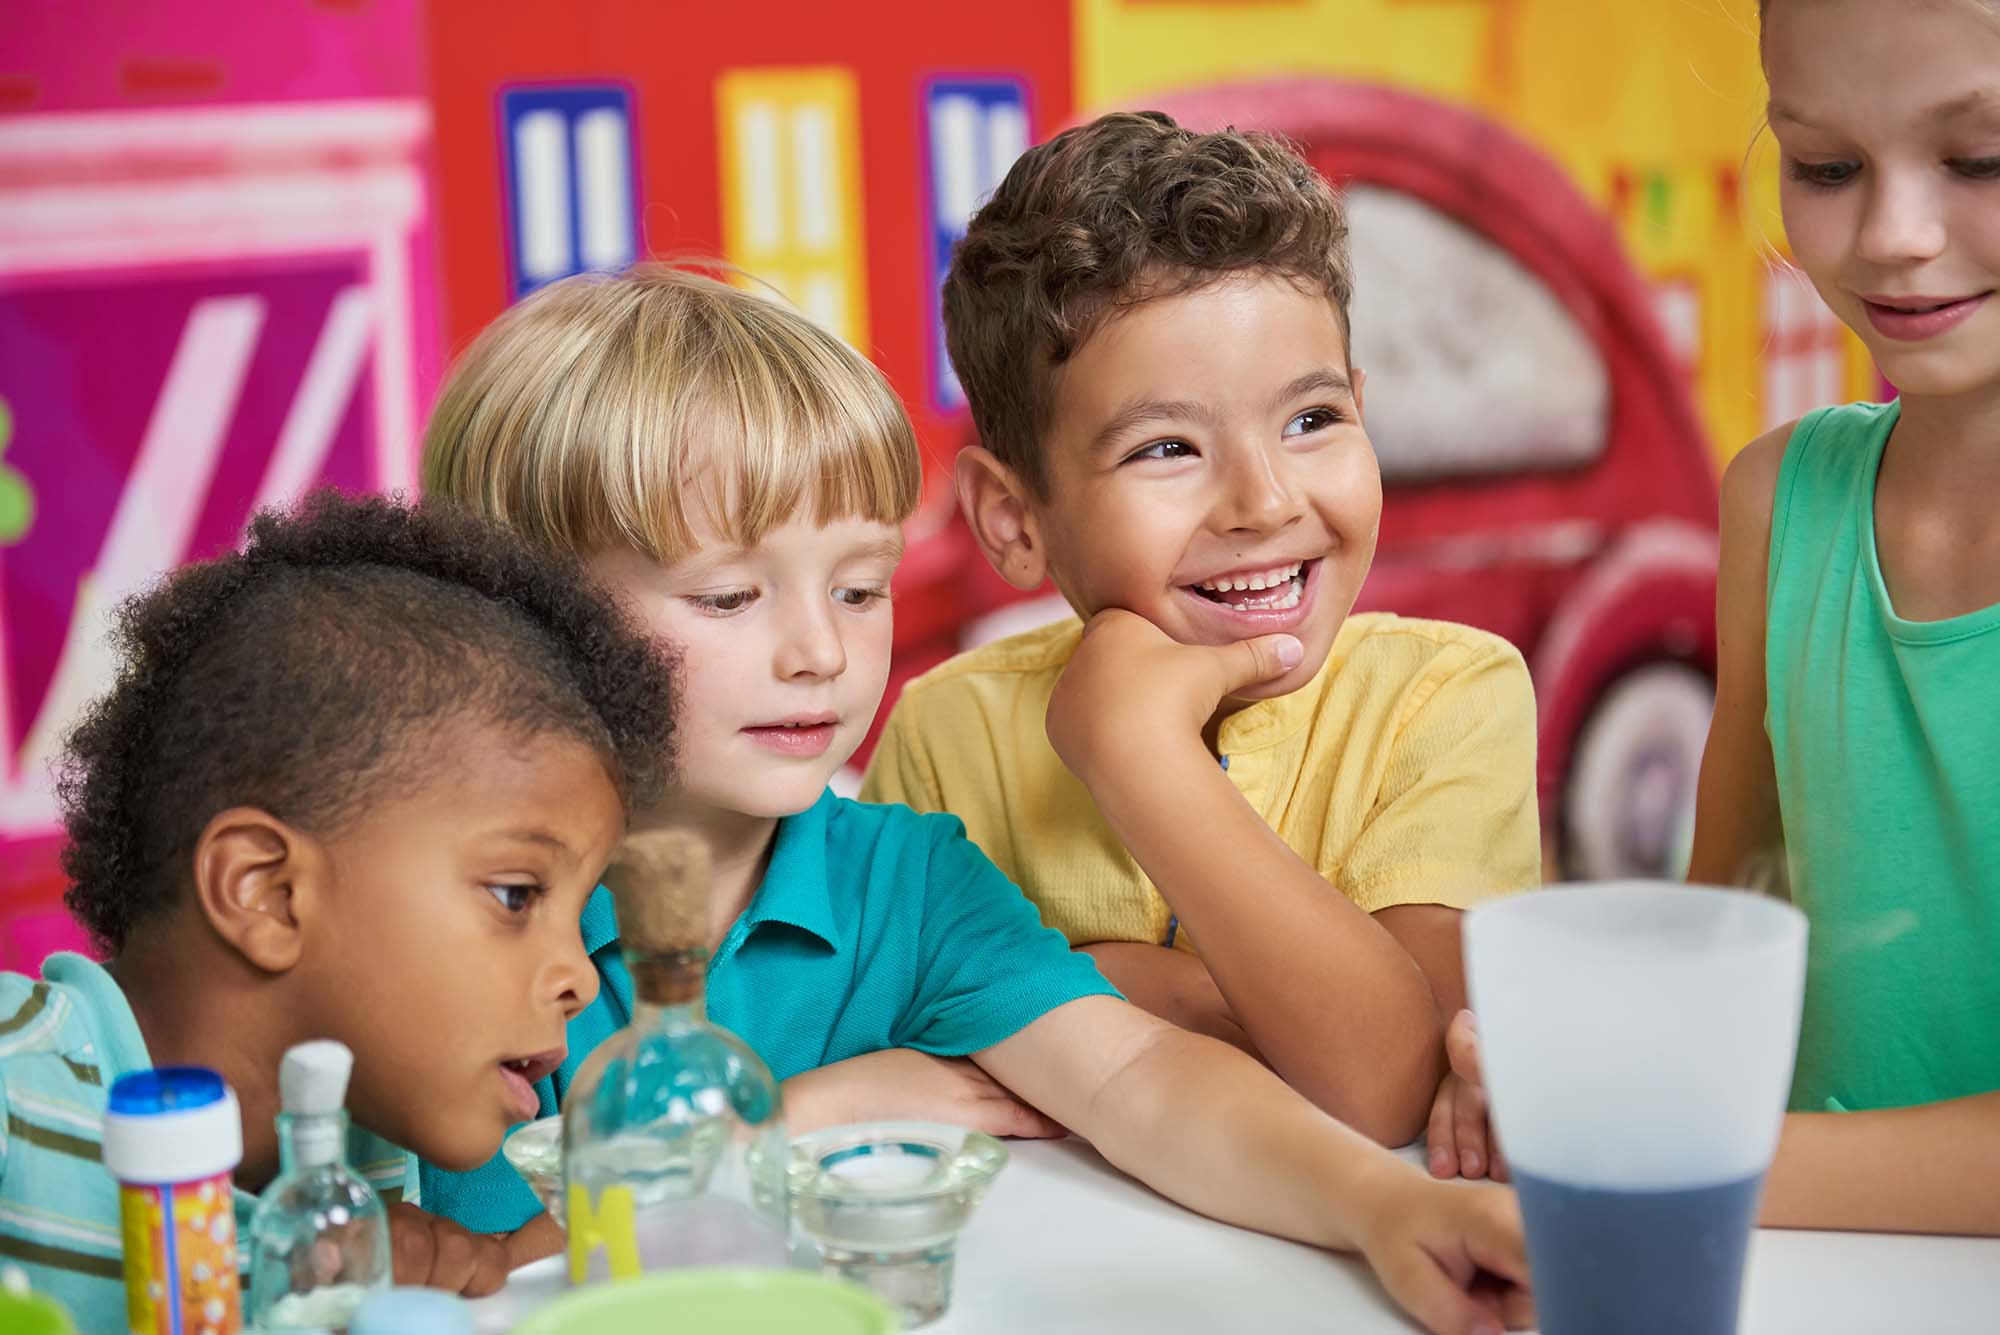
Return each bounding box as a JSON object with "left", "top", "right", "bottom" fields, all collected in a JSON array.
[{"left": 1465, "top": 882, "right": 1808, "bottom": 1335}]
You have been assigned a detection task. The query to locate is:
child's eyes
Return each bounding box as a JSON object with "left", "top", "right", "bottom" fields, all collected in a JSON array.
[
  {"left": 689, "top": 589, "right": 758, "bottom": 614},
  {"left": 1785, "top": 157, "right": 1861, "bottom": 190},
  {"left": 1283, "top": 408, "right": 1343, "bottom": 438},
  {"left": 1125, "top": 439, "right": 1197, "bottom": 463},
  {"left": 485, "top": 883, "right": 546, "bottom": 914},
  {"left": 833, "top": 586, "right": 888, "bottom": 608},
  {"left": 1949, "top": 155, "right": 2000, "bottom": 181}
]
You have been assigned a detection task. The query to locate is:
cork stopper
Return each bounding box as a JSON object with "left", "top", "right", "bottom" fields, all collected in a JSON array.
[
  {"left": 605, "top": 829, "right": 710, "bottom": 952},
  {"left": 604, "top": 830, "right": 711, "bottom": 1005}
]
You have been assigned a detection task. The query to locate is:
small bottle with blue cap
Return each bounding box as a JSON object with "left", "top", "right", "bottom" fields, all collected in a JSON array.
[
  {"left": 245, "top": 1040, "right": 392, "bottom": 1330},
  {"left": 102, "top": 1065, "right": 244, "bottom": 1334}
]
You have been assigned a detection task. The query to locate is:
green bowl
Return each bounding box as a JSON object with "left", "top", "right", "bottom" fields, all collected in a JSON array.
[{"left": 511, "top": 1268, "right": 897, "bottom": 1335}]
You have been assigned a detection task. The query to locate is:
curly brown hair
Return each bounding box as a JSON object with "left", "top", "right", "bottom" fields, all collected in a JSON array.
[
  {"left": 56, "top": 490, "right": 678, "bottom": 954},
  {"left": 942, "top": 110, "right": 1352, "bottom": 496}
]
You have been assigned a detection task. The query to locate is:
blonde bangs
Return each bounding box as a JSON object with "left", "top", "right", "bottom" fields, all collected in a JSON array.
[{"left": 423, "top": 265, "right": 921, "bottom": 565}]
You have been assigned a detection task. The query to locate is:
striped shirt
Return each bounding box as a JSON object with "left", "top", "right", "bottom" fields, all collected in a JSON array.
[{"left": 0, "top": 953, "right": 414, "bottom": 1331}]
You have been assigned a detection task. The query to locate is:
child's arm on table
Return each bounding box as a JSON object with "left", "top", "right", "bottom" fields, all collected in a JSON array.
[
  {"left": 1763, "top": 1097, "right": 2000, "bottom": 1234},
  {"left": 782, "top": 1047, "right": 1066, "bottom": 1138},
  {"left": 975, "top": 994, "right": 1533, "bottom": 1335},
  {"left": 1047, "top": 610, "right": 1445, "bottom": 1145},
  {"left": 1441, "top": 1018, "right": 2000, "bottom": 1234}
]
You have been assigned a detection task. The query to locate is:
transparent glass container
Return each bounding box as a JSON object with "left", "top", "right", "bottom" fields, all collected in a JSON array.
[
  {"left": 778, "top": 1121, "right": 1007, "bottom": 1327},
  {"left": 502, "top": 1114, "right": 566, "bottom": 1226},
  {"left": 560, "top": 945, "right": 789, "bottom": 1285},
  {"left": 245, "top": 1106, "right": 392, "bottom": 1331}
]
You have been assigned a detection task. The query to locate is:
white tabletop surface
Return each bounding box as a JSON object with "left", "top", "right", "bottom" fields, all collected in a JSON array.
[{"left": 470, "top": 1138, "right": 2000, "bottom": 1333}]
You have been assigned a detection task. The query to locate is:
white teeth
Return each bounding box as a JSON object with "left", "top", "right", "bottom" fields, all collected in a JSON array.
[{"left": 1196, "top": 561, "right": 1302, "bottom": 593}]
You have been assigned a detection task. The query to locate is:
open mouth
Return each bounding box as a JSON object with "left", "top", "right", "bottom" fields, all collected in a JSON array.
[
  {"left": 501, "top": 1051, "right": 566, "bottom": 1085},
  {"left": 1186, "top": 559, "right": 1310, "bottom": 612},
  {"left": 498, "top": 1048, "right": 566, "bottom": 1121}
]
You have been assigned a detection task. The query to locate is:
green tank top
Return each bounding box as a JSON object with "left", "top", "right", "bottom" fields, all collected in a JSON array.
[{"left": 1766, "top": 400, "right": 2000, "bottom": 1112}]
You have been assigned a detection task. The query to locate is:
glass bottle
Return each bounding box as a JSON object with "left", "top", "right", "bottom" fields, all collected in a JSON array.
[
  {"left": 246, "top": 1041, "right": 392, "bottom": 1331},
  {"left": 562, "top": 830, "right": 789, "bottom": 1285}
]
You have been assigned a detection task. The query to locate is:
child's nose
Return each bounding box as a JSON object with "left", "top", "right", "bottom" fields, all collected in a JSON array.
[
  {"left": 552, "top": 934, "right": 601, "bottom": 1019},
  {"left": 1217, "top": 447, "right": 1304, "bottom": 534},
  {"left": 775, "top": 603, "right": 847, "bottom": 680},
  {"left": 1856, "top": 171, "right": 1949, "bottom": 267}
]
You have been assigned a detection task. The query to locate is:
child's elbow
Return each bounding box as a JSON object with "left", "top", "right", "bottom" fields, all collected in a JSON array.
[
  {"left": 1294, "top": 1041, "right": 1439, "bottom": 1148},
  {"left": 1339, "top": 1080, "right": 1433, "bottom": 1149}
]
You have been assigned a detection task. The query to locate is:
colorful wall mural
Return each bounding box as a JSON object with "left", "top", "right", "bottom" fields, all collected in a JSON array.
[{"left": 0, "top": 0, "right": 1874, "bottom": 966}]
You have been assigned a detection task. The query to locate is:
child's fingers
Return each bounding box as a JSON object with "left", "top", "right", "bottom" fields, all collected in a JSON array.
[
  {"left": 387, "top": 1204, "right": 438, "bottom": 1286},
  {"left": 1427, "top": 1078, "right": 1460, "bottom": 1178},
  {"left": 1445, "top": 1010, "right": 1484, "bottom": 1086},
  {"left": 421, "top": 1218, "right": 486, "bottom": 1294},
  {"left": 460, "top": 1233, "right": 513, "bottom": 1298},
  {"left": 1460, "top": 1188, "right": 1533, "bottom": 1288},
  {"left": 1499, "top": 1283, "right": 1536, "bottom": 1330},
  {"left": 1211, "top": 633, "right": 1305, "bottom": 696},
  {"left": 1453, "top": 1078, "right": 1489, "bottom": 1179},
  {"left": 1379, "top": 1250, "right": 1507, "bottom": 1335}
]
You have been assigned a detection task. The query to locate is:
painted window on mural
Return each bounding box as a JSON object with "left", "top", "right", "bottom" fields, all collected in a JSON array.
[
  {"left": 501, "top": 85, "right": 639, "bottom": 298},
  {"left": 922, "top": 78, "right": 1030, "bottom": 411},
  {"left": 1344, "top": 184, "right": 1610, "bottom": 483},
  {"left": 717, "top": 68, "right": 869, "bottom": 348}
]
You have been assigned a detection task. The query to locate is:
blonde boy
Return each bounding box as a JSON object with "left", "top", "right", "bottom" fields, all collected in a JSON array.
[
  {"left": 420, "top": 266, "right": 1533, "bottom": 1335},
  {"left": 861, "top": 112, "right": 1541, "bottom": 1158}
]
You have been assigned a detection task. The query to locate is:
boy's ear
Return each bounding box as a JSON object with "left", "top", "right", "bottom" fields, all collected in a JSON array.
[
  {"left": 189, "top": 807, "right": 318, "bottom": 974},
  {"left": 955, "top": 445, "right": 1048, "bottom": 593},
  {"left": 1351, "top": 366, "right": 1368, "bottom": 425}
]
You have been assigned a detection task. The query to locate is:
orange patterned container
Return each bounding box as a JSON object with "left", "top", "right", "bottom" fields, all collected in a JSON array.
[{"left": 103, "top": 1069, "right": 244, "bottom": 1335}]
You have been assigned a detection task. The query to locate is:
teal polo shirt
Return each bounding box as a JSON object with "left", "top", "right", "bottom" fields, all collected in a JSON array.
[{"left": 420, "top": 789, "right": 1117, "bottom": 1233}]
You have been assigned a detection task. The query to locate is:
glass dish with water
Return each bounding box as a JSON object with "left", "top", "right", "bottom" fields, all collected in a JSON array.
[{"left": 774, "top": 1121, "right": 1006, "bottom": 1327}]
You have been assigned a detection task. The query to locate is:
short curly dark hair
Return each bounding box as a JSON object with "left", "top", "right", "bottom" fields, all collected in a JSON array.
[
  {"left": 56, "top": 489, "right": 677, "bottom": 954},
  {"left": 943, "top": 110, "right": 1351, "bottom": 496}
]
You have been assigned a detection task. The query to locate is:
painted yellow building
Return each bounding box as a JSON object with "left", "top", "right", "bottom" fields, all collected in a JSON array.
[{"left": 1074, "top": 0, "right": 1875, "bottom": 464}]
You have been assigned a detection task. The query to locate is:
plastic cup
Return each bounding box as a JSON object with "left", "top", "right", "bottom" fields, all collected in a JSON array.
[
  {"left": 1465, "top": 882, "right": 1807, "bottom": 1335},
  {"left": 510, "top": 1267, "right": 894, "bottom": 1335}
]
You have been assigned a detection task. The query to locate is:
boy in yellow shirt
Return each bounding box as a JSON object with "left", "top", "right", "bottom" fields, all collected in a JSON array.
[{"left": 861, "top": 111, "right": 1540, "bottom": 1151}]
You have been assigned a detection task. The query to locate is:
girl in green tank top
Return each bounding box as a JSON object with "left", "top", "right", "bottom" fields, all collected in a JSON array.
[{"left": 1685, "top": 0, "right": 2000, "bottom": 1237}]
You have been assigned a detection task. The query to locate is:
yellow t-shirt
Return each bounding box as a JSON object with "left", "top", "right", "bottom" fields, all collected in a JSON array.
[{"left": 860, "top": 612, "right": 1541, "bottom": 949}]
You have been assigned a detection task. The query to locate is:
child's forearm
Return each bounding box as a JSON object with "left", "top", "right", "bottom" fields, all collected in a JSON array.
[
  {"left": 1079, "top": 1021, "right": 1412, "bottom": 1251},
  {"left": 1086, "top": 738, "right": 1443, "bottom": 1142},
  {"left": 1761, "top": 1095, "right": 2000, "bottom": 1234}
]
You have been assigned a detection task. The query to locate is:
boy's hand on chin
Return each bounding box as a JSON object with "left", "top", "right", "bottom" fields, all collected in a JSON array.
[
  {"left": 1352, "top": 1172, "right": 1534, "bottom": 1335},
  {"left": 1046, "top": 608, "right": 1301, "bottom": 785},
  {"left": 386, "top": 1202, "right": 514, "bottom": 1296},
  {"left": 782, "top": 1048, "right": 1067, "bottom": 1139}
]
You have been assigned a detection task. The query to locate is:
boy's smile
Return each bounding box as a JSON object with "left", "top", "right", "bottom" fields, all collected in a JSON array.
[{"left": 1017, "top": 271, "right": 1381, "bottom": 701}]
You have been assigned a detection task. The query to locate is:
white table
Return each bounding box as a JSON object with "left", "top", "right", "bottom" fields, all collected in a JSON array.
[{"left": 471, "top": 1139, "right": 2000, "bottom": 1333}]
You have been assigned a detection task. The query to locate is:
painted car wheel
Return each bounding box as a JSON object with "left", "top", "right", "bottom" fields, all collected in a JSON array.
[{"left": 1561, "top": 661, "right": 1715, "bottom": 880}]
